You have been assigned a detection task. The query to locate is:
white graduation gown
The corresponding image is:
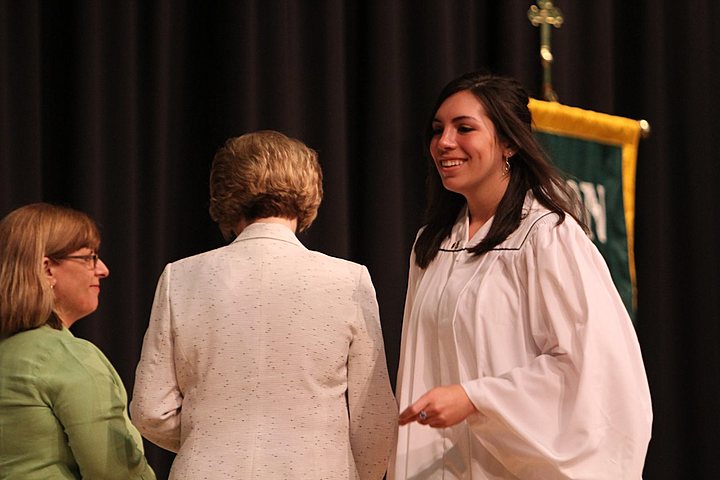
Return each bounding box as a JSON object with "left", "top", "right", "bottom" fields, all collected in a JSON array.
[{"left": 389, "top": 194, "right": 652, "bottom": 480}]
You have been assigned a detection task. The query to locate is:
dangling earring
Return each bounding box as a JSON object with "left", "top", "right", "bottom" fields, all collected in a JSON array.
[{"left": 503, "top": 154, "right": 512, "bottom": 175}]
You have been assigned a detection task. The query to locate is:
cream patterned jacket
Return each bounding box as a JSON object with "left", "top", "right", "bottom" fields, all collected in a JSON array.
[{"left": 131, "top": 222, "right": 397, "bottom": 480}]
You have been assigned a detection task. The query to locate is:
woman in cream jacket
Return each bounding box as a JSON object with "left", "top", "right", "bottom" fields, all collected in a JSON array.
[{"left": 131, "top": 130, "right": 397, "bottom": 480}]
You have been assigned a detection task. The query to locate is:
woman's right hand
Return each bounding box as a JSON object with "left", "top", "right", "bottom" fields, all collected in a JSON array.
[{"left": 398, "top": 384, "right": 478, "bottom": 428}]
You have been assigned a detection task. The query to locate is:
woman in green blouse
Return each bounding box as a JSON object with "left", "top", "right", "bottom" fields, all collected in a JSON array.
[{"left": 0, "top": 203, "right": 155, "bottom": 480}]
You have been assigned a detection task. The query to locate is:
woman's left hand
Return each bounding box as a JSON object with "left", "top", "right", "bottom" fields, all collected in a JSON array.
[{"left": 398, "top": 384, "right": 478, "bottom": 428}]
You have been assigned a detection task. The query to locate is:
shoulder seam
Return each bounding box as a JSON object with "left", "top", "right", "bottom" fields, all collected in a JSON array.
[{"left": 490, "top": 212, "right": 557, "bottom": 251}]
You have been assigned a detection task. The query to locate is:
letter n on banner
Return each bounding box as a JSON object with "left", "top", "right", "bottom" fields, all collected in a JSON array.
[{"left": 528, "top": 99, "right": 641, "bottom": 321}]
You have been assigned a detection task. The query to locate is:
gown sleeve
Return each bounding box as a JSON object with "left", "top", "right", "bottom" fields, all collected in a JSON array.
[
  {"left": 394, "top": 233, "right": 423, "bottom": 390},
  {"left": 130, "top": 264, "right": 184, "bottom": 452},
  {"left": 347, "top": 265, "right": 398, "bottom": 480},
  {"left": 461, "top": 217, "right": 652, "bottom": 479}
]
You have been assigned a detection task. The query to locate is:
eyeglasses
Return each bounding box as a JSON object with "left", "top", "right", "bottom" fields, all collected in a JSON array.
[{"left": 54, "top": 253, "right": 99, "bottom": 270}]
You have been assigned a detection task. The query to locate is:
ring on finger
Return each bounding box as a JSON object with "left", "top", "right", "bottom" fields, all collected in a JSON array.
[{"left": 419, "top": 410, "right": 428, "bottom": 420}]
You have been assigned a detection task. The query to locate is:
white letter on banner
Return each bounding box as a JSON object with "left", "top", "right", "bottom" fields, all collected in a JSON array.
[{"left": 566, "top": 180, "right": 607, "bottom": 244}]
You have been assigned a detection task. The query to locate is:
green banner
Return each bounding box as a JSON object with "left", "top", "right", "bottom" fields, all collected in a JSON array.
[{"left": 535, "top": 132, "right": 634, "bottom": 319}]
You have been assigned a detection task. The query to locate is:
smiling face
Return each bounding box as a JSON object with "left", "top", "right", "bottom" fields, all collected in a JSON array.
[
  {"left": 429, "top": 90, "right": 511, "bottom": 205},
  {"left": 46, "top": 248, "right": 109, "bottom": 328}
]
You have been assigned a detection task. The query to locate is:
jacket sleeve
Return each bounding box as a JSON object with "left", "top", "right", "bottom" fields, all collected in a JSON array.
[
  {"left": 347, "top": 265, "right": 398, "bottom": 480},
  {"left": 461, "top": 219, "right": 652, "bottom": 479},
  {"left": 48, "top": 343, "right": 156, "bottom": 479},
  {"left": 130, "top": 264, "right": 183, "bottom": 452}
]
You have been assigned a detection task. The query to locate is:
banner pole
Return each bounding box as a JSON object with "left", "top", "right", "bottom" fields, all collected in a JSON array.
[{"left": 528, "top": 0, "right": 564, "bottom": 102}]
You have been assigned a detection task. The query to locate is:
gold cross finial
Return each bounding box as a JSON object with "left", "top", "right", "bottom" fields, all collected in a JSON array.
[{"left": 528, "top": 1, "right": 564, "bottom": 101}]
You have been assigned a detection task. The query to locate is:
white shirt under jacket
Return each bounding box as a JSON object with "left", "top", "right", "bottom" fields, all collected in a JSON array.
[
  {"left": 389, "top": 193, "right": 652, "bottom": 480},
  {"left": 131, "top": 222, "right": 397, "bottom": 480}
]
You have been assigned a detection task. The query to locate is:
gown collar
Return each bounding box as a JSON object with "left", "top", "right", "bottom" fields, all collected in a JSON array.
[{"left": 443, "top": 192, "right": 540, "bottom": 251}]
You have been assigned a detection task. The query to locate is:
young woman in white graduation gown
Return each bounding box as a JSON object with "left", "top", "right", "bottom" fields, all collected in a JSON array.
[{"left": 388, "top": 72, "right": 652, "bottom": 480}]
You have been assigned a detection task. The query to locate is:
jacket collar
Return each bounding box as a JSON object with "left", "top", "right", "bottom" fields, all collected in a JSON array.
[{"left": 230, "top": 222, "right": 306, "bottom": 250}]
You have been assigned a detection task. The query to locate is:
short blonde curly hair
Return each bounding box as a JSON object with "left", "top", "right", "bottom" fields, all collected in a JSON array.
[{"left": 209, "top": 131, "right": 323, "bottom": 239}]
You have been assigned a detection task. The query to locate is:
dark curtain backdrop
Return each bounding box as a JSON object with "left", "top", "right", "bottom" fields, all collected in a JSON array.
[{"left": 2, "top": 1, "right": 719, "bottom": 478}]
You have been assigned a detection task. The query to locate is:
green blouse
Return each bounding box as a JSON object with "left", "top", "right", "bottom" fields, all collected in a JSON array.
[{"left": 0, "top": 325, "right": 155, "bottom": 479}]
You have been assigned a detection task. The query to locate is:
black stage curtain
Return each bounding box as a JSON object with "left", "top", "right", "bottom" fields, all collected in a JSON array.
[{"left": 2, "top": 1, "right": 719, "bottom": 478}]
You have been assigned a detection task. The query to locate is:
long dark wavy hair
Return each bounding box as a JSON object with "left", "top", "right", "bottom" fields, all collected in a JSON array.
[{"left": 414, "top": 71, "right": 585, "bottom": 269}]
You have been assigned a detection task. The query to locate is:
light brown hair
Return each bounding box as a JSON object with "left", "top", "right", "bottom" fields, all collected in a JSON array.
[
  {"left": 209, "top": 130, "right": 323, "bottom": 239},
  {"left": 0, "top": 203, "right": 101, "bottom": 337}
]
